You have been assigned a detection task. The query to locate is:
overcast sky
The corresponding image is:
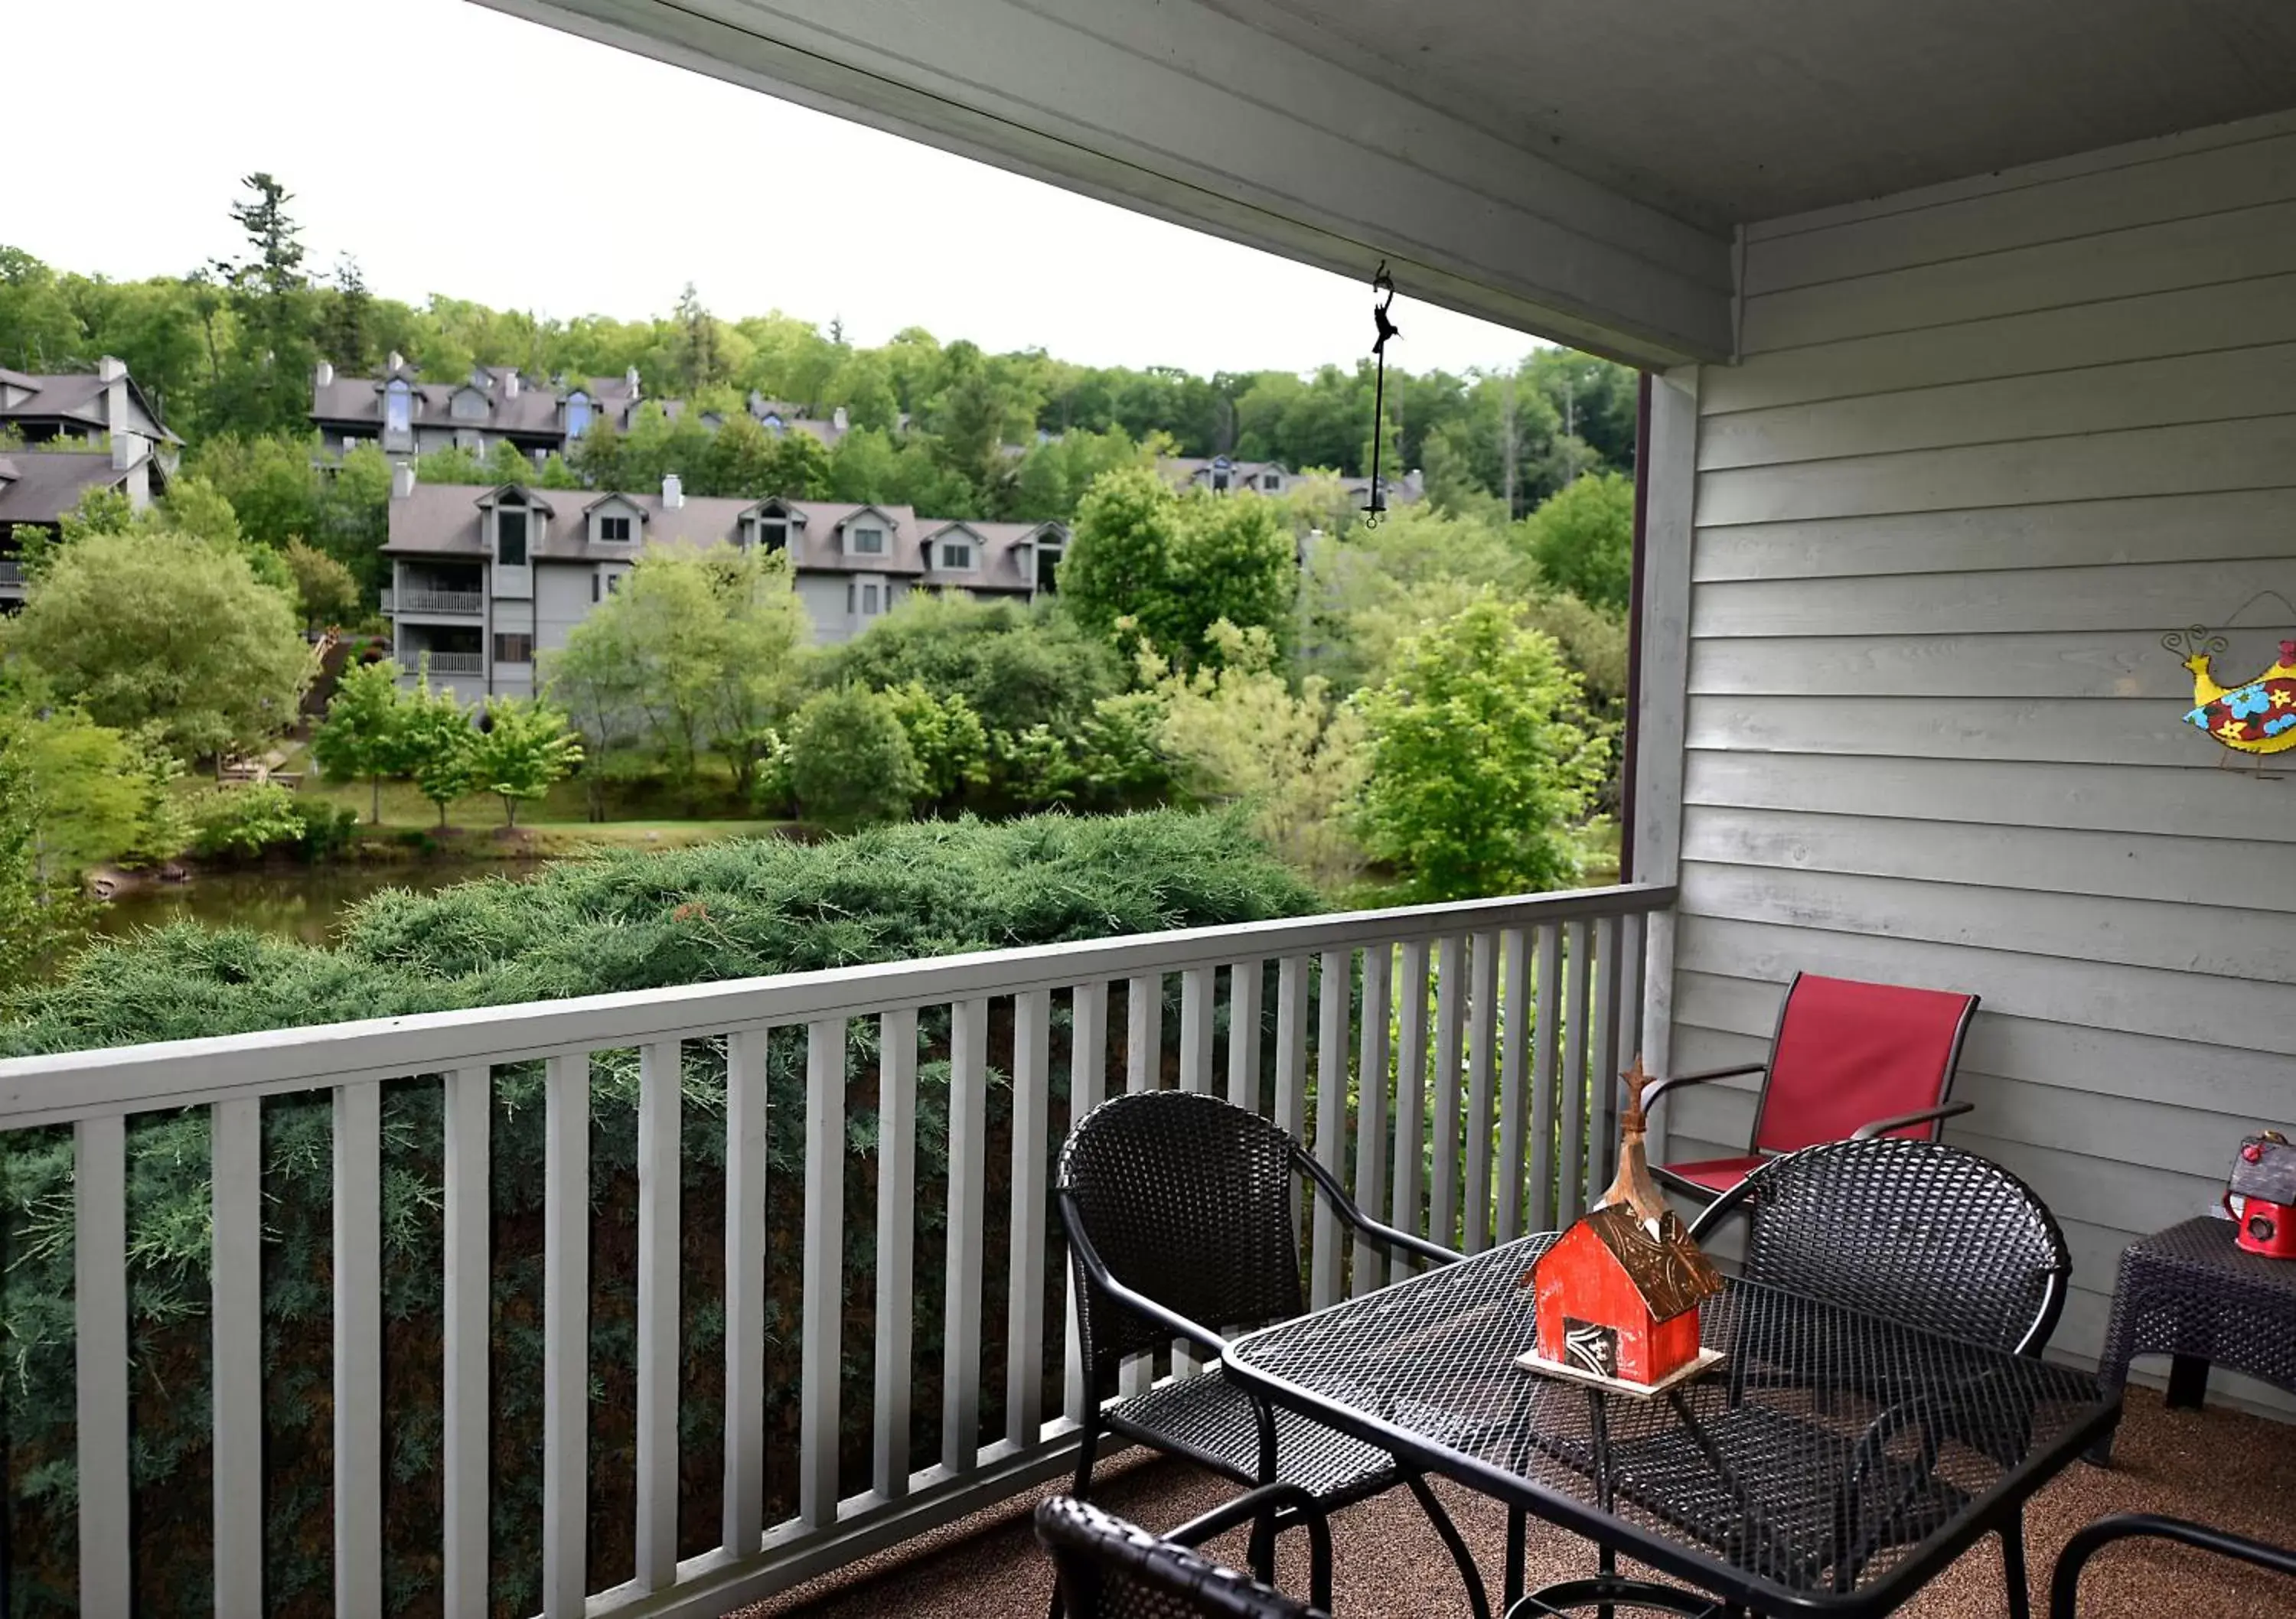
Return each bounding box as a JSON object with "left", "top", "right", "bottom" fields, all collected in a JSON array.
[{"left": 8, "top": 0, "right": 1544, "bottom": 380}]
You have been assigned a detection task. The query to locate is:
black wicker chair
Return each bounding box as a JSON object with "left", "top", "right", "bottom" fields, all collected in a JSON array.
[
  {"left": 1057, "top": 1090, "right": 1489, "bottom": 1617},
  {"left": 1673, "top": 1136, "right": 2073, "bottom": 1619},
  {"left": 1035, "top": 1488, "right": 1331, "bottom": 1618},
  {"left": 2047, "top": 1513, "right": 2296, "bottom": 1616}
]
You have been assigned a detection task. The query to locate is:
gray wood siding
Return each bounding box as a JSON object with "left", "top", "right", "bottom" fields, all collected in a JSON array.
[{"left": 1672, "top": 109, "right": 2296, "bottom": 1392}]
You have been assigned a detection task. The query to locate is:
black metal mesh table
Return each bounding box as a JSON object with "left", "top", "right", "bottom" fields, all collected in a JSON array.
[
  {"left": 1225, "top": 1235, "right": 2118, "bottom": 1617},
  {"left": 2089, "top": 1215, "right": 2296, "bottom": 1464}
]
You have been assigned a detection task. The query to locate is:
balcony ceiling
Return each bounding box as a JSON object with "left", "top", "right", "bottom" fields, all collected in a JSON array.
[
  {"left": 486, "top": 0, "right": 2296, "bottom": 366},
  {"left": 1231, "top": 0, "right": 2296, "bottom": 228}
]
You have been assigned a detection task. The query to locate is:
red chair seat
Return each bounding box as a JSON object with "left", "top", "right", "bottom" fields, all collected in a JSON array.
[{"left": 1656, "top": 1156, "right": 1766, "bottom": 1196}]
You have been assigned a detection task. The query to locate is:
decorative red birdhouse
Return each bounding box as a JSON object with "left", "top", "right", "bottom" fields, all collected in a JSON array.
[
  {"left": 1522, "top": 1057, "right": 1724, "bottom": 1393},
  {"left": 2227, "top": 1132, "right": 2296, "bottom": 1259}
]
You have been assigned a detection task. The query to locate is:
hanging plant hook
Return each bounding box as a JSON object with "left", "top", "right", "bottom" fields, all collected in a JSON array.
[{"left": 1365, "top": 261, "right": 1400, "bottom": 528}]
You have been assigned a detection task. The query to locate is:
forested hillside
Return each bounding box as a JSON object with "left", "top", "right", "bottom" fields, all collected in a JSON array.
[{"left": 0, "top": 174, "right": 1637, "bottom": 528}]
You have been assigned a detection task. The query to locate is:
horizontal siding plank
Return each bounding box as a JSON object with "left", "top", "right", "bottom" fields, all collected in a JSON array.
[
  {"left": 1675, "top": 912, "right": 2296, "bottom": 1058},
  {"left": 1683, "top": 751, "right": 2292, "bottom": 844},
  {"left": 1955, "top": 1129, "right": 2220, "bottom": 1247},
  {"left": 1684, "top": 694, "right": 2222, "bottom": 769},
  {"left": 1690, "top": 557, "right": 2296, "bottom": 638},
  {"left": 1675, "top": 969, "right": 2296, "bottom": 1120},
  {"left": 1742, "top": 198, "right": 2296, "bottom": 351},
  {"left": 1681, "top": 806, "right": 2296, "bottom": 910},
  {"left": 1697, "top": 414, "right": 2296, "bottom": 527},
  {"left": 1688, "top": 631, "right": 2208, "bottom": 702},
  {"left": 1691, "top": 488, "right": 2296, "bottom": 582},
  {"left": 1701, "top": 342, "right": 2296, "bottom": 471},
  {"left": 1743, "top": 132, "right": 2296, "bottom": 295},
  {"left": 1704, "top": 272, "right": 2296, "bottom": 415},
  {"left": 1680, "top": 861, "right": 2296, "bottom": 987}
]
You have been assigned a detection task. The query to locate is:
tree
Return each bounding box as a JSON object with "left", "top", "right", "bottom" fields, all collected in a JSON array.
[
  {"left": 184, "top": 433, "right": 321, "bottom": 550},
  {"left": 1062, "top": 467, "right": 1297, "bottom": 668},
  {"left": 2, "top": 527, "right": 311, "bottom": 762},
  {"left": 1520, "top": 471, "right": 1634, "bottom": 612},
  {"left": 787, "top": 686, "right": 921, "bottom": 831},
  {"left": 0, "top": 727, "right": 75, "bottom": 985},
  {"left": 312, "top": 659, "right": 413, "bottom": 822},
  {"left": 695, "top": 547, "right": 808, "bottom": 799},
  {"left": 205, "top": 174, "right": 316, "bottom": 436},
  {"left": 1152, "top": 622, "right": 1368, "bottom": 888},
  {"left": 882, "top": 681, "right": 990, "bottom": 807},
  {"left": 1352, "top": 595, "right": 1609, "bottom": 901},
  {"left": 468, "top": 698, "right": 582, "bottom": 828},
  {"left": 400, "top": 673, "right": 478, "bottom": 828},
  {"left": 320, "top": 255, "right": 375, "bottom": 371},
  {"left": 542, "top": 601, "right": 648, "bottom": 821},
  {"left": 284, "top": 539, "right": 360, "bottom": 630}
]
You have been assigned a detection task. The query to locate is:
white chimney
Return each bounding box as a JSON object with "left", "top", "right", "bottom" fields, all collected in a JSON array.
[
  {"left": 315, "top": 360, "right": 334, "bottom": 389},
  {"left": 662, "top": 472, "right": 683, "bottom": 510},
  {"left": 625, "top": 365, "right": 641, "bottom": 397},
  {"left": 97, "top": 355, "right": 129, "bottom": 437},
  {"left": 386, "top": 350, "right": 405, "bottom": 373},
  {"left": 833, "top": 406, "right": 849, "bottom": 432},
  {"left": 110, "top": 428, "right": 146, "bottom": 471},
  {"left": 504, "top": 371, "right": 520, "bottom": 400},
  {"left": 390, "top": 460, "right": 416, "bottom": 500}
]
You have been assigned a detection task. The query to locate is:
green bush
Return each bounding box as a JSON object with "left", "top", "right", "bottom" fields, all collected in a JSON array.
[
  {"left": 184, "top": 781, "right": 308, "bottom": 860},
  {"left": 787, "top": 686, "right": 923, "bottom": 831},
  {"left": 0, "top": 813, "right": 1318, "bottom": 1616}
]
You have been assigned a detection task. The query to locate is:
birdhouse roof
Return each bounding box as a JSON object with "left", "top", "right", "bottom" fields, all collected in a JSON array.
[
  {"left": 2231, "top": 1139, "right": 2296, "bottom": 1205},
  {"left": 1573, "top": 1204, "right": 1725, "bottom": 1321}
]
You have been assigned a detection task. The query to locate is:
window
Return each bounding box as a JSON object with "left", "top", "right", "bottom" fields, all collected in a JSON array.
[
  {"left": 758, "top": 516, "right": 788, "bottom": 553},
  {"left": 497, "top": 510, "right": 527, "bottom": 567},
  {"left": 606, "top": 572, "right": 622, "bottom": 594},
  {"left": 862, "top": 581, "right": 882, "bottom": 615},
  {"left": 383, "top": 380, "right": 411, "bottom": 435},
  {"left": 937, "top": 541, "right": 974, "bottom": 571},
  {"left": 852, "top": 525, "right": 885, "bottom": 555},
  {"left": 1263, "top": 473, "right": 1281, "bottom": 490},
  {"left": 452, "top": 389, "right": 487, "bottom": 420},
  {"left": 590, "top": 574, "right": 599, "bottom": 604},
  {"left": 566, "top": 392, "right": 592, "bottom": 439},
  {"left": 1037, "top": 546, "right": 1062, "bottom": 593},
  {"left": 1211, "top": 472, "right": 1230, "bottom": 491},
  {"left": 493, "top": 632, "right": 533, "bottom": 664},
  {"left": 598, "top": 515, "right": 632, "bottom": 543}
]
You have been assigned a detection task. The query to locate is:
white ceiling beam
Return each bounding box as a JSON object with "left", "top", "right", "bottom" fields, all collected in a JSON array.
[{"left": 471, "top": 0, "right": 1736, "bottom": 366}]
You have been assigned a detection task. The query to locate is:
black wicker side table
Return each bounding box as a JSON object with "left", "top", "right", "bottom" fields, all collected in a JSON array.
[{"left": 2089, "top": 1215, "right": 2296, "bottom": 1463}]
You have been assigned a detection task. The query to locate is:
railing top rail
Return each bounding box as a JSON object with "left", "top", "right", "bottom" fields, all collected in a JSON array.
[{"left": 0, "top": 881, "right": 1672, "bottom": 1129}]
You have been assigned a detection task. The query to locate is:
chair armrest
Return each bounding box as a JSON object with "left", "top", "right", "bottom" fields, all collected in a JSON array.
[
  {"left": 2049, "top": 1515, "right": 2296, "bottom": 1619},
  {"left": 1642, "top": 1063, "right": 1765, "bottom": 1116},
  {"left": 1849, "top": 1099, "right": 1975, "bottom": 1140},
  {"left": 1291, "top": 1145, "right": 1462, "bottom": 1268},
  {"left": 1059, "top": 1191, "right": 1231, "bottom": 1361}
]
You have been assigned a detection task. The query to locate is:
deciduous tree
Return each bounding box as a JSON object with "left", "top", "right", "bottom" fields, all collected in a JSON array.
[
  {"left": 788, "top": 686, "right": 921, "bottom": 831},
  {"left": 312, "top": 659, "right": 413, "bottom": 822},
  {"left": 468, "top": 698, "right": 582, "bottom": 828}
]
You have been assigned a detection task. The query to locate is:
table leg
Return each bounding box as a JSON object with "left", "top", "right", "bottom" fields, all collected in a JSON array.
[
  {"left": 2166, "top": 1354, "right": 2210, "bottom": 1411},
  {"left": 1506, "top": 1506, "right": 1527, "bottom": 1610}
]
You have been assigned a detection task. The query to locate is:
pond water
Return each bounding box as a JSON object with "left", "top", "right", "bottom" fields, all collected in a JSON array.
[{"left": 90, "top": 858, "right": 552, "bottom": 948}]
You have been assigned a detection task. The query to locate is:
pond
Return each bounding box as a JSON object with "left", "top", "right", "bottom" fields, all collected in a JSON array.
[{"left": 90, "top": 858, "right": 553, "bottom": 947}]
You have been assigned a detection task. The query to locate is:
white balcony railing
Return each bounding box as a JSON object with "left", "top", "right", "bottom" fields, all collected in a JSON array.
[
  {"left": 411, "top": 650, "right": 484, "bottom": 676},
  {"left": 391, "top": 588, "right": 485, "bottom": 615},
  {"left": 0, "top": 881, "right": 1671, "bottom": 1617},
  {"left": 0, "top": 558, "right": 24, "bottom": 588}
]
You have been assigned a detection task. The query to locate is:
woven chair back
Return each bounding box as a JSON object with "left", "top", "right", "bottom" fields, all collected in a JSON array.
[{"left": 1059, "top": 1091, "right": 1307, "bottom": 1371}]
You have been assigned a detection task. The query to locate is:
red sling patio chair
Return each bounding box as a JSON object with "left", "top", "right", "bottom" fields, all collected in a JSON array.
[{"left": 1645, "top": 972, "right": 1981, "bottom": 1204}]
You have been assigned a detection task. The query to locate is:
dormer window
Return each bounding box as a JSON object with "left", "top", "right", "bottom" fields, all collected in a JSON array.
[
  {"left": 1262, "top": 472, "right": 1282, "bottom": 491},
  {"left": 566, "top": 391, "right": 592, "bottom": 439},
  {"left": 451, "top": 388, "right": 488, "bottom": 421},
  {"left": 598, "top": 516, "right": 632, "bottom": 543},
  {"left": 384, "top": 380, "right": 411, "bottom": 435},
  {"left": 852, "top": 525, "right": 885, "bottom": 555},
  {"left": 497, "top": 508, "right": 528, "bottom": 567},
  {"left": 936, "top": 539, "right": 974, "bottom": 571},
  {"left": 762, "top": 412, "right": 783, "bottom": 433},
  {"left": 758, "top": 515, "right": 789, "bottom": 552}
]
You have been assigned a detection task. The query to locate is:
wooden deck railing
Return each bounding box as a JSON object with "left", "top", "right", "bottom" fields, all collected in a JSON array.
[{"left": 0, "top": 881, "right": 1671, "bottom": 1618}]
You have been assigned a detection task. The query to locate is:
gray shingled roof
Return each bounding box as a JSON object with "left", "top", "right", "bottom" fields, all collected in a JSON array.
[
  {"left": 0, "top": 370, "right": 183, "bottom": 445},
  {"left": 312, "top": 366, "right": 653, "bottom": 438},
  {"left": 380, "top": 483, "right": 1019, "bottom": 580},
  {"left": 0, "top": 449, "right": 137, "bottom": 525}
]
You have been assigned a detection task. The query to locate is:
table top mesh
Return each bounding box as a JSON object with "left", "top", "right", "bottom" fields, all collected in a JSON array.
[{"left": 1225, "top": 1235, "right": 2112, "bottom": 1609}]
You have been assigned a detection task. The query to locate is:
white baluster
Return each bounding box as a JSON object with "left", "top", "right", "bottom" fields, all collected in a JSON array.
[
  {"left": 212, "top": 1096, "right": 263, "bottom": 1616},
  {"left": 1352, "top": 944, "right": 1393, "bottom": 1296},
  {"left": 801, "top": 1018, "right": 846, "bottom": 1529},
  {"left": 636, "top": 1041, "right": 680, "bottom": 1588},
  {"left": 945, "top": 999, "right": 990, "bottom": 1465},
  {"left": 876, "top": 1008, "right": 919, "bottom": 1500},
  {"left": 1008, "top": 989, "right": 1052, "bottom": 1441},
  {"left": 334, "top": 1081, "right": 383, "bottom": 1618},
  {"left": 723, "top": 1028, "right": 768, "bottom": 1553}
]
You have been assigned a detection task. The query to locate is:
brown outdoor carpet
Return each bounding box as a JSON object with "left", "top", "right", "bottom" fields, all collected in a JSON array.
[{"left": 745, "top": 1388, "right": 2296, "bottom": 1617}]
